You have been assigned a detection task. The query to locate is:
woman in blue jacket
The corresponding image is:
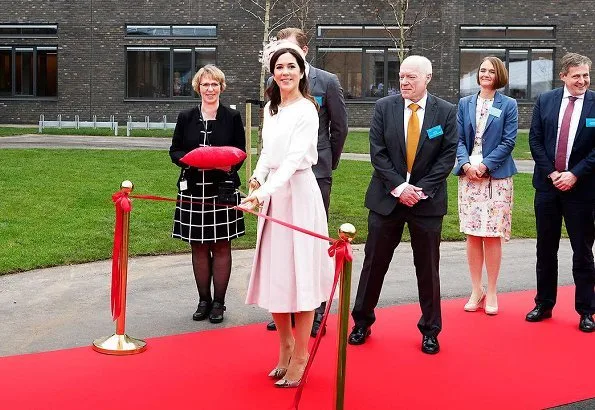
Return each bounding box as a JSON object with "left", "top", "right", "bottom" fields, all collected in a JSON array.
[{"left": 454, "top": 56, "right": 518, "bottom": 315}]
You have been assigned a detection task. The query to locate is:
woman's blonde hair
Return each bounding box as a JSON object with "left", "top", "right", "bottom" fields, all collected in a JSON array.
[{"left": 192, "top": 64, "right": 227, "bottom": 93}]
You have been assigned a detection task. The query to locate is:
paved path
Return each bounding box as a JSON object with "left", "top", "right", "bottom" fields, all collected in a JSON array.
[{"left": 0, "top": 134, "right": 537, "bottom": 173}]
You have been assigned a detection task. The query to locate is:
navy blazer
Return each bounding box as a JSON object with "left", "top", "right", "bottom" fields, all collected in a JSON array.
[
  {"left": 453, "top": 91, "right": 518, "bottom": 178},
  {"left": 529, "top": 87, "right": 595, "bottom": 200},
  {"left": 364, "top": 93, "right": 457, "bottom": 217}
]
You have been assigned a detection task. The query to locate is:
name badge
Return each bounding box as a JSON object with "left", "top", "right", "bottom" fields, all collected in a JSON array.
[
  {"left": 586, "top": 118, "right": 595, "bottom": 127},
  {"left": 488, "top": 106, "right": 502, "bottom": 118},
  {"left": 427, "top": 125, "right": 444, "bottom": 139},
  {"left": 314, "top": 96, "right": 323, "bottom": 106}
]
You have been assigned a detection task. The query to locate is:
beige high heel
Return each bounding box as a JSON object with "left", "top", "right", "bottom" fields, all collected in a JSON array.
[
  {"left": 485, "top": 295, "right": 498, "bottom": 315},
  {"left": 274, "top": 355, "right": 308, "bottom": 388},
  {"left": 464, "top": 290, "right": 486, "bottom": 312},
  {"left": 268, "top": 367, "right": 288, "bottom": 379}
]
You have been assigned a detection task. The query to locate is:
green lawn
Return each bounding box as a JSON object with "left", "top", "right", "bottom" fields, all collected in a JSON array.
[{"left": 0, "top": 149, "right": 538, "bottom": 275}]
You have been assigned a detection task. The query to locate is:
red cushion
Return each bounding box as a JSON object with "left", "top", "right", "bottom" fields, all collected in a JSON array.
[{"left": 180, "top": 146, "right": 247, "bottom": 170}]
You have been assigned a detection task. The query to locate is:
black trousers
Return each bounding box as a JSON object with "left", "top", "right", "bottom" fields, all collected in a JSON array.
[
  {"left": 534, "top": 191, "right": 595, "bottom": 315},
  {"left": 352, "top": 207, "right": 443, "bottom": 337},
  {"left": 315, "top": 176, "right": 332, "bottom": 316}
]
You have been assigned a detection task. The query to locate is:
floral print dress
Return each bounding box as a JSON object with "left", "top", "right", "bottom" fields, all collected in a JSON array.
[{"left": 458, "top": 96, "right": 514, "bottom": 240}]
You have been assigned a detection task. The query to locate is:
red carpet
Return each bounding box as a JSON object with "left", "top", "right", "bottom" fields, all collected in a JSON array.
[{"left": 1, "top": 286, "right": 593, "bottom": 410}]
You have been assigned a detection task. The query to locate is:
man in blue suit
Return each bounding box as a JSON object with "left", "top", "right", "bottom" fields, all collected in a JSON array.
[{"left": 527, "top": 52, "right": 595, "bottom": 332}]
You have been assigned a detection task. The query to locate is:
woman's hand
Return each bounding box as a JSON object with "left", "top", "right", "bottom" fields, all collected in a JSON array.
[
  {"left": 239, "top": 193, "right": 261, "bottom": 211},
  {"left": 464, "top": 164, "right": 482, "bottom": 181},
  {"left": 248, "top": 178, "right": 261, "bottom": 194}
]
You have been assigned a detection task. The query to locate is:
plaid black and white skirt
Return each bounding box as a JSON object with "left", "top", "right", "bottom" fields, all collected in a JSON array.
[{"left": 172, "top": 174, "right": 245, "bottom": 243}]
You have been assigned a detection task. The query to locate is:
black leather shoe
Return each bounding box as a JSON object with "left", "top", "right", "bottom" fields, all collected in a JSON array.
[
  {"left": 525, "top": 304, "right": 553, "bottom": 322},
  {"left": 209, "top": 301, "right": 226, "bottom": 323},
  {"left": 192, "top": 301, "right": 211, "bottom": 321},
  {"left": 579, "top": 314, "right": 595, "bottom": 333},
  {"left": 421, "top": 335, "right": 440, "bottom": 354},
  {"left": 348, "top": 326, "right": 371, "bottom": 345},
  {"left": 311, "top": 312, "right": 326, "bottom": 337}
]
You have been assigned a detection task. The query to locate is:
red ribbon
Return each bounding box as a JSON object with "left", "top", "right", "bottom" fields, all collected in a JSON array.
[
  {"left": 110, "top": 191, "right": 132, "bottom": 321},
  {"left": 110, "top": 192, "right": 353, "bottom": 407}
]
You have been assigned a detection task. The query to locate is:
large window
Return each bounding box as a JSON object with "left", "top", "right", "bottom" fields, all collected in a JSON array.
[
  {"left": 318, "top": 48, "right": 402, "bottom": 100},
  {"left": 317, "top": 25, "right": 407, "bottom": 100},
  {"left": 0, "top": 46, "right": 57, "bottom": 98},
  {"left": 126, "top": 47, "right": 216, "bottom": 99},
  {"left": 459, "top": 25, "right": 555, "bottom": 100},
  {"left": 459, "top": 48, "right": 553, "bottom": 100}
]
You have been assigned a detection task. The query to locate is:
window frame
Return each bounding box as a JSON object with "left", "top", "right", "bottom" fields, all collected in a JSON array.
[
  {"left": 0, "top": 24, "right": 58, "bottom": 38},
  {"left": 125, "top": 24, "right": 217, "bottom": 39},
  {"left": 0, "top": 45, "right": 58, "bottom": 99},
  {"left": 460, "top": 25, "right": 556, "bottom": 41}
]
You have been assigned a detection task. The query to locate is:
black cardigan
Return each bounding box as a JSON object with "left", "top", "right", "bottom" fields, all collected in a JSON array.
[{"left": 169, "top": 104, "right": 246, "bottom": 189}]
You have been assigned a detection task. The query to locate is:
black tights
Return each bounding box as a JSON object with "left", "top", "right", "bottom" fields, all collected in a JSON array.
[{"left": 190, "top": 241, "right": 232, "bottom": 305}]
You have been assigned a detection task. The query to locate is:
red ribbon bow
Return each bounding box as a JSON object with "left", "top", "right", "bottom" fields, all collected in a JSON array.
[{"left": 110, "top": 191, "right": 132, "bottom": 321}]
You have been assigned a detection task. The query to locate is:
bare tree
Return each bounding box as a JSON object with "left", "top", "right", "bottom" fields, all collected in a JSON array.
[{"left": 373, "top": 0, "right": 431, "bottom": 62}]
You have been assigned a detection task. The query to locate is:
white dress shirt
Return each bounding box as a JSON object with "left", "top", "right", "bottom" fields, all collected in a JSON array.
[
  {"left": 556, "top": 87, "right": 585, "bottom": 171},
  {"left": 391, "top": 92, "right": 428, "bottom": 197}
]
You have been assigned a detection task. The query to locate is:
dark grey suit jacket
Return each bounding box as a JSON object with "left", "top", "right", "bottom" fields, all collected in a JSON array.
[
  {"left": 529, "top": 87, "right": 595, "bottom": 201},
  {"left": 365, "top": 93, "right": 457, "bottom": 216},
  {"left": 308, "top": 65, "right": 348, "bottom": 178}
]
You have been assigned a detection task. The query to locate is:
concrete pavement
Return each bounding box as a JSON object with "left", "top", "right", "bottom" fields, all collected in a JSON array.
[{"left": 0, "top": 134, "right": 537, "bottom": 172}]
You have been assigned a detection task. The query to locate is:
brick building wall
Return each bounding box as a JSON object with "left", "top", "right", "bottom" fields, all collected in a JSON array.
[{"left": 0, "top": 0, "right": 593, "bottom": 128}]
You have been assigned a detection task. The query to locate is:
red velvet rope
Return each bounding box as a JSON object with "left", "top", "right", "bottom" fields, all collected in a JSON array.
[
  {"left": 111, "top": 192, "right": 352, "bottom": 408},
  {"left": 110, "top": 191, "right": 132, "bottom": 321}
]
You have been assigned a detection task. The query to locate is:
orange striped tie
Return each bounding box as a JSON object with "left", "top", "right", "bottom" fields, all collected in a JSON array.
[{"left": 406, "top": 103, "right": 420, "bottom": 173}]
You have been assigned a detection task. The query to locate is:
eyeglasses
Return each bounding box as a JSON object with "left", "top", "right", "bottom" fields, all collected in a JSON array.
[{"left": 199, "top": 82, "right": 220, "bottom": 89}]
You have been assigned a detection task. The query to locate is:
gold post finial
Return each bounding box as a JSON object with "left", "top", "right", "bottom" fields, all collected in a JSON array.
[{"left": 338, "top": 223, "right": 356, "bottom": 242}]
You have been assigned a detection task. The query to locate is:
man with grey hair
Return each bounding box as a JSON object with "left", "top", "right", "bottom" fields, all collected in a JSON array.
[
  {"left": 348, "top": 55, "right": 457, "bottom": 354},
  {"left": 526, "top": 52, "right": 595, "bottom": 332}
]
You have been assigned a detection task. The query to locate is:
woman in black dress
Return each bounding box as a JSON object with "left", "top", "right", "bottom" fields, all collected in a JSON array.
[{"left": 169, "top": 64, "right": 246, "bottom": 323}]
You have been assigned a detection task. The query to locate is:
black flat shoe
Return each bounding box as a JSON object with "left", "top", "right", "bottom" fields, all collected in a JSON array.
[
  {"left": 421, "top": 335, "right": 440, "bottom": 354},
  {"left": 209, "top": 301, "right": 226, "bottom": 324},
  {"left": 266, "top": 320, "right": 277, "bottom": 331},
  {"left": 525, "top": 304, "right": 553, "bottom": 322},
  {"left": 579, "top": 314, "right": 595, "bottom": 333},
  {"left": 193, "top": 301, "right": 211, "bottom": 321},
  {"left": 310, "top": 312, "right": 326, "bottom": 338},
  {"left": 348, "top": 326, "right": 371, "bottom": 345}
]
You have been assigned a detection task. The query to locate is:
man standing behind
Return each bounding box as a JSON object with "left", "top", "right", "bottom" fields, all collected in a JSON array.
[
  {"left": 526, "top": 52, "right": 595, "bottom": 333},
  {"left": 265, "top": 27, "right": 348, "bottom": 337},
  {"left": 348, "top": 55, "right": 457, "bottom": 354}
]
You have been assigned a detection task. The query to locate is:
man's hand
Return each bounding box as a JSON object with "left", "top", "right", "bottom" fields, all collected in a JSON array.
[
  {"left": 248, "top": 178, "right": 260, "bottom": 194},
  {"left": 399, "top": 185, "right": 426, "bottom": 207},
  {"left": 552, "top": 171, "right": 577, "bottom": 191}
]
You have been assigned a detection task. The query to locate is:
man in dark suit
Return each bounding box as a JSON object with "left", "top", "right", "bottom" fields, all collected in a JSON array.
[
  {"left": 526, "top": 52, "right": 595, "bottom": 332},
  {"left": 348, "top": 55, "right": 457, "bottom": 354},
  {"left": 265, "top": 27, "right": 348, "bottom": 336}
]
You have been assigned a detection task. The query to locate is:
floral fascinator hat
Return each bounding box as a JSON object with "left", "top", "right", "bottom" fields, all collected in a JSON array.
[{"left": 259, "top": 38, "right": 306, "bottom": 73}]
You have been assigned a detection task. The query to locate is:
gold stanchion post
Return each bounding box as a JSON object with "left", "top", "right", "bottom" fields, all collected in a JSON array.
[
  {"left": 335, "top": 223, "right": 356, "bottom": 410},
  {"left": 93, "top": 180, "right": 147, "bottom": 355},
  {"left": 245, "top": 102, "right": 252, "bottom": 185}
]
